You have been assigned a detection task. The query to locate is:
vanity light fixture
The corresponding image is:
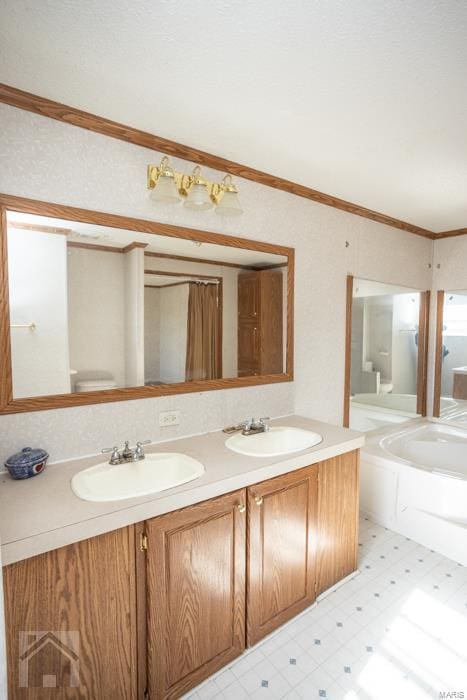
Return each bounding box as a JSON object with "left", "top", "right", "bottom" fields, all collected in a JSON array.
[
  {"left": 148, "top": 156, "right": 182, "bottom": 204},
  {"left": 183, "top": 166, "right": 213, "bottom": 211},
  {"left": 147, "top": 157, "right": 243, "bottom": 216}
]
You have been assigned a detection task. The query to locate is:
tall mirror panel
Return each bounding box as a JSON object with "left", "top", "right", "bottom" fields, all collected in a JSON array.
[
  {"left": 348, "top": 278, "right": 427, "bottom": 432},
  {"left": 435, "top": 290, "right": 467, "bottom": 424}
]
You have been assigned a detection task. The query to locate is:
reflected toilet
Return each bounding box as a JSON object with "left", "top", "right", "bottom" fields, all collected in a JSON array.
[{"left": 75, "top": 377, "right": 117, "bottom": 392}]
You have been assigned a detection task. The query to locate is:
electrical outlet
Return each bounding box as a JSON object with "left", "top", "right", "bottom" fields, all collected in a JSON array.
[{"left": 159, "top": 410, "right": 181, "bottom": 427}]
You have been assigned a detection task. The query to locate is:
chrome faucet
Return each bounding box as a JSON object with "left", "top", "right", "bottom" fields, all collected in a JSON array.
[
  {"left": 102, "top": 440, "right": 151, "bottom": 465},
  {"left": 223, "top": 417, "right": 270, "bottom": 436}
]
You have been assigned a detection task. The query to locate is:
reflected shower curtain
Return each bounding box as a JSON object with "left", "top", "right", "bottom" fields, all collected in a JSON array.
[{"left": 185, "top": 283, "right": 220, "bottom": 381}]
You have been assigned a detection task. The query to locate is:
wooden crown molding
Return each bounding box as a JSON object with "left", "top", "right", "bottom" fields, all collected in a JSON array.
[
  {"left": 144, "top": 250, "right": 255, "bottom": 270},
  {"left": 122, "top": 241, "right": 148, "bottom": 252},
  {"left": 7, "top": 221, "right": 71, "bottom": 235},
  {"left": 0, "top": 82, "right": 439, "bottom": 239},
  {"left": 68, "top": 241, "right": 121, "bottom": 253},
  {"left": 144, "top": 268, "right": 220, "bottom": 281},
  {"left": 435, "top": 228, "right": 467, "bottom": 239},
  {"left": 67, "top": 240, "right": 148, "bottom": 253}
]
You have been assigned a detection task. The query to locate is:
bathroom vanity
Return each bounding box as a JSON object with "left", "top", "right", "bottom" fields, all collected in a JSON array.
[{"left": 0, "top": 416, "right": 363, "bottom": 700}]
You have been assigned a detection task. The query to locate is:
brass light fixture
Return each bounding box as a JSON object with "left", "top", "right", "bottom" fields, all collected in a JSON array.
[{"left": 147, "top": 157, "right": 243, "bottom": 216}]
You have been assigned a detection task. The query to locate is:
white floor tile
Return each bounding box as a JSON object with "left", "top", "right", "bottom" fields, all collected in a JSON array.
[{"left": 187, "top": 516, "right": 467, "bottom": 700}]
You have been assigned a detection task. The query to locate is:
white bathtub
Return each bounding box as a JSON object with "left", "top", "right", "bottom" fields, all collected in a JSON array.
[
  {"left": 352, "top": 392, "right": 419, "bottom": 412},
  {"left": 350, "top": 393, "right": 419, "bottom": 432},
  {"left": 350, "top": 394, "right": 456, "bottom": 432},
  {"left": 361, "top": 419, "right": 467, "bottom": 565}
]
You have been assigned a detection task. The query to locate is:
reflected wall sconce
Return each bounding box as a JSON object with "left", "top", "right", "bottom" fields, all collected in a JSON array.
[{"left": 147, "top": 157, "right": 243, "bottom": 217}]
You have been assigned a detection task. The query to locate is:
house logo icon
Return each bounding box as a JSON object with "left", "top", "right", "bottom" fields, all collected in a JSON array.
[{"left": 19, "top": 631, "right": 80, "bottom": 688}]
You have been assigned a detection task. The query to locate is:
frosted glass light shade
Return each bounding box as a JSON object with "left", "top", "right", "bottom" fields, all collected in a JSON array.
[
  {"left": 183, "top": 183, "right": 214, "bottom": 211},
  {"left": 215, "top": 190, "right": 243, "bottom": 217},
  {"left": 151, "top": 174, "right": 181, "bottom": 204}
]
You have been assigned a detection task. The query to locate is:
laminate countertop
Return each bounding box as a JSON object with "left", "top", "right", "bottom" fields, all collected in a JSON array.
[{"left": 0, "top": 415, "right": 364, "bottom": 566}]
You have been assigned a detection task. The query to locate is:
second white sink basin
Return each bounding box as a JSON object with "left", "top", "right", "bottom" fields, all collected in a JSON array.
[
  {"left": 225, "top": 426, "right": 323, "bottom": 457},
  {"left": 71, "top": 452, "right": 205, "bottom": 502}
]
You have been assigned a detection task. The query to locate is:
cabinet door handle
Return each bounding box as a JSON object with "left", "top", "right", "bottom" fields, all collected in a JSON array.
[
  {"left": 255, "top": 496, "right": 263, "bottom": 506},
  {"left": 237, "top": 503, "right": 246, "bottom": 513}
]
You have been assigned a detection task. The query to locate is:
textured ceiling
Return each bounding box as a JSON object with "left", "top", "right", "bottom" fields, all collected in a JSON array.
[{"left": 1, "top": 0, "right": 467, "bottom": 231}]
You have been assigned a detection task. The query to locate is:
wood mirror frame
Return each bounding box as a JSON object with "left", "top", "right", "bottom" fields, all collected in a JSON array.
[
  {"left": 432, "top": 290, "right": 445, "bottom": 417},
  {"left": 343, "top": 274, "right": 431, "bottom": 427},
  {"left": 0, "top": 193, "right": 294, "bottom": 414}
]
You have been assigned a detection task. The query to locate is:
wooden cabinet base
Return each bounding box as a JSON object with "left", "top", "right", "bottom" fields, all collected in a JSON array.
[
  {"left": 3, "top": 527, "right": 138, "bottom": 700},
  {"left": 247, "top": 465, "right": 318, "bottom": 646},
  {"left": 145, "top": 489, "right": 247, "bottom": 700},
  {"left": 2, "top": 449, "right": 359, "bottom": 699},
  {"left": 316, "top": 450, "right": 359, "bottom": 595}
]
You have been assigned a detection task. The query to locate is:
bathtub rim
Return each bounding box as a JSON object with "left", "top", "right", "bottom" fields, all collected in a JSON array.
[{"left": 362, "top": 417, "right": 467, "bottom": 478}]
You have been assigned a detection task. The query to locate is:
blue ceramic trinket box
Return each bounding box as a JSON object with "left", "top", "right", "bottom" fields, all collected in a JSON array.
[{"left": 5, "top": 447, "right": 49, "bottom": 480}]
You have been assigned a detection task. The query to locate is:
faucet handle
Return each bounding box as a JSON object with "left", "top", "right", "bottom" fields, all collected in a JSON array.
[
  {"left": 101, "top": 446, "right": 118, "bottom": 453},
  {"left": 101, "top": 446, "right": 120, "bottom": 464},
  {"left": 134, "top": 440, "right": 151, "bottom": 460}
]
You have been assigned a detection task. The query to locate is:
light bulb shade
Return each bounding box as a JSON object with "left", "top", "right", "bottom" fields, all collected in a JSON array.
[
  {"left": 151, "top": 174, "right": 181, "bottom": 204},
  {"left": 183, "top": 183, "right": 214, "bottom": 211},
  {"left": 215, "top": 190, "right": 243, "bottom": 216}
]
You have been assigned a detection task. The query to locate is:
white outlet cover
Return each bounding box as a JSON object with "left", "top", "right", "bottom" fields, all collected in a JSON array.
[{"left": 159, "top": 410, "right": 181, "bottom": 427}]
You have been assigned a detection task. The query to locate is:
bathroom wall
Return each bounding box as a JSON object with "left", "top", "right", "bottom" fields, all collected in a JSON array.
[
  {"left": 159, "top": 285, "right": 189, "bottom": 383},
  {"left": 365, "top": 297, "right": 393, "bottom": 382},
  {"left": 124, "top": 247, "right": 145, "bottom": 387},
  {"left": 144, "top": 287, "right": 161, "bottom": 383},
  {"left": 68, "top": 246, "right": 126, "bottom": 388},
  {"left": 350, "top": 298, "right": 365, "bottom": 394},
  {"left": 8, "top": 226, "right": 70, "bottom": 398},
  {"left": 0, "top": 540, "right": 5, "bottom": 700},
  {"left": 351, "top": 293, "right": 419, "bottom": 397},
  {"left": 391, "top": 294, "right": 419, "bottom": 395},
  {"left": 0, "top": 103, "right": 432, "bottom": 463}
]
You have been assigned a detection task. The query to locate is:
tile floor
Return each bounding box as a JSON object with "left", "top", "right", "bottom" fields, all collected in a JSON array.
[{"left": 185, "top": 517, "right": 467, "bottom": 700}]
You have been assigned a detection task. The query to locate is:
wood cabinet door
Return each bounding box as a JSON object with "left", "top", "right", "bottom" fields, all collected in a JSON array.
[
  {"left": 316, "top": 450, "right": 359, "bottom": 595},
  {"left": 3, "top": 527, "right": 137, "bottom": 700},
  {"left": 260, "top": 271, "right": 283, "bottom": 374},
  {"left": 247, "top": 465, "right": 318, "bottom": 646},
  {"left": 238, "top": 273, "right": 260, "bottom": 321},
  {"left": 238, "top": 322, "right": 260, "bottom": 376},
  {"left": 146, "top": 489, "right": 246, "bottom": 700}
]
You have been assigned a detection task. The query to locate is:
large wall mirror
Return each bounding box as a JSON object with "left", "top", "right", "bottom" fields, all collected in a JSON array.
[
  {"left": 0, "top": 195, "right": 293, "bottom": 413},
  {"left": 344, "top": 276, "right": 430, "bottom": 432},
  {"left": 433, "top": 290, "right": 467, "bottom": 424}
]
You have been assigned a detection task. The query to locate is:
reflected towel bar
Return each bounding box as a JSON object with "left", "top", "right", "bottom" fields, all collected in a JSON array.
[{"left": 10, "top": 322, "right": 36, "bottom": 331}]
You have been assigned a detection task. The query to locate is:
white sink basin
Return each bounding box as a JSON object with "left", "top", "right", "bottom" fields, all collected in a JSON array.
[
  {"left": 71, "top": 452, "right": 205, "bottom": 502},
  {"left": 225, "top": 426, "right": 322, "bottom": 457}
]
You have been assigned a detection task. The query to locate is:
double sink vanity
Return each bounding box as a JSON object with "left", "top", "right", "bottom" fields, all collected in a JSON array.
[
  {"left": 70, "top": 422, "right": 323, "bottom": 502},
  {"left": 1, "top": 415, "right": 363, "bottom": 700}
]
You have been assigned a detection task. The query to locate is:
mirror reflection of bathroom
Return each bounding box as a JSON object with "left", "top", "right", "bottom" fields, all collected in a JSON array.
[
  {"left": 439, "top": 290, "right": 467, "bottom": 423},
  {"left": 349, "top": 278, "right": 423, "bottom": 432},
  {"left": 6, "top": 210, "right": 288, "bottom": 399}
]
